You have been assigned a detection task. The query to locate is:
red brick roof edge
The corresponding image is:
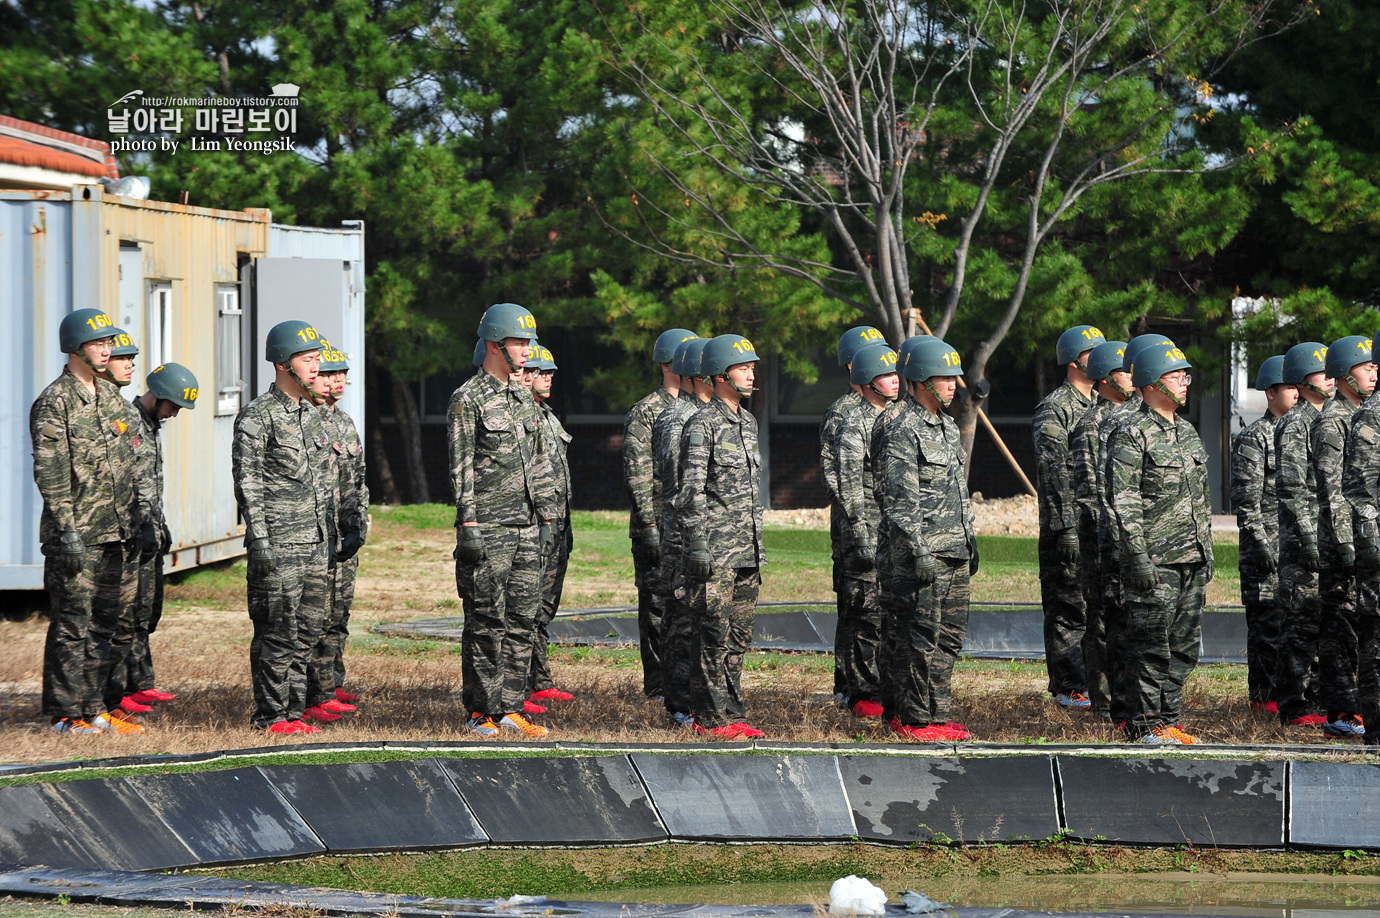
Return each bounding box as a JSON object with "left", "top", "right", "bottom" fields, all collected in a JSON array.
[{"left": 0, "top": 114, "right": 119, "bottom": 180}]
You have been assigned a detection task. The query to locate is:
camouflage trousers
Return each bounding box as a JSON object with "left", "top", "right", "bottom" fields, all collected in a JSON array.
[
  {"left": 830, "top": 502, "right": 845, "bottom": 696},
  {"left": 661, "top": 555, "right": 697, "bottom": 718},
  {"left": 1318, "top": 563, "right": 1361, "bottom": 716},
  {"left": 113, "top": 551, "right": 163, "bottom": 698},
  {"left": 1353, "top": 573, "right": 1380, "bottom": 745},
  {"left": 885, "top": 557, "right": 970, "bottom": 727},
  {"left": 688, "top": 566, "right": 760, "bottom": 728},
  {"left": 634, "top": 545, "right": 668, "bottom": 698},
  {"left": 42, "top": 538, "right": 139, "bottom": 721},
  {"left": 1240, "top": 561, "right": 1280, "bottom": 704},
  {"left": 1100, "top": 552, "right": 1130, "bottom": 724},
  {"left": 1274, "top": 560, "right": 1322, "bottom": 722},
  {"left": 306, "top": 553, "right": 359, "bottom": 707},
  {"left": 1077, "top": 514, "right": 1109, "bottom": 712},
  {"left": 248, "top": 540, "right": 328, "bottom": 728},
  {"left": 837, "top": 566, "right": 882, "bottom": 705},
  {"left": 528, "top": 516, "right": 573, "bottom": 695},
  {"left": 456, "top": 523, "right": 542, "bottom": 718},
  {"left": 1038, "top": 528, "right": 1088, "bottom": 695},
  {"left": 1122, "top": 561, "right": 1205, "bottom": 732}
]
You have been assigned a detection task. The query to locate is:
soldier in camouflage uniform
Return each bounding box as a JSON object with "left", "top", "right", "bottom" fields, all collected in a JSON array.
[
  {"left": 679, "top": 334, "right": 767, "bottom": 738},
  {"left": 234, "top": 320, "right": 335, "bottom": 735},
  {"left": 1274, "top": 341, "right": 1334, "bottom": 728},
  {"left": 1343, "top": 335, "right": 1380, "bottom": 747},
  {"left": 1108, "top": 342, "right": 1212, "bottom": 745},
  {"left": 624, "top": 328, "right": 697, "bottom": 700},
  {"left": 822, "top": 326, "right": 886, "bottom": 704},
  {"left": 32, "top": 309, "right": 155, "bottom": 735},
  {"left": 1311, "top": 337, "right": 1376, "bottom": 737},
  {"left": 1068, "top": 340, "right": 1130, "bottom": 716},
  {"left": 1231, "top": 355, "right": 1294, "bottom": 713},
  {"left": 653, "top": 336, "right": 712, "bottom": 726},
  {"left": 834, "top": 343, "right": 900, "bottom": 718},
  {"left": 878, "top": 336, "right": 976, "bottom": 742},
  {"left": 1032, "top": 325, "right": 1107, "bottom": 709},
  {"left": 449, "top": 303, "right": 557, "bottom": 738}
]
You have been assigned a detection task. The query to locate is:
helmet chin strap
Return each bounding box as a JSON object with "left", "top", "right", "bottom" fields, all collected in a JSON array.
[
  {"left": 1299, "top": 380, "right": 1328, "bottom": 399},
  {"left": 77, "top": 348, "right": 104, "bottom": 376},
  {"left": 1109, "top": 378, "right": 1134, "bottom": 399},
  {"left": 924, "top": 380, "right": 953, "bottom": 407},
  {"left": 1154, "top": 380, "right": 1186, "bottom": 407},
  {"left": 869, "top": 381, "right": 897, "bottom": 401},
  {"left": 1345, "top": 373, "right": 1373, "bottom": 400}
]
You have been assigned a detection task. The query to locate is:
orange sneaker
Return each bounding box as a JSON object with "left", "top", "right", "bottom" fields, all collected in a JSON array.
[
  {"left": 96, "top": 710, "right": 145, "bottom": 735},
  {"left": 498, "top": 712, "right": 549, "bottom": 737}
]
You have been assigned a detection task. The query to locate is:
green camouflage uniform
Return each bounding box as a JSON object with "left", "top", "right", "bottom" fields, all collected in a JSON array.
[
  {"left": 233, "top": 384, "right": 334, "bottom": 728},
  {"left": 1107, "top": 399, "right": 1212, "bottom": 734},
  {"left": 1312, "top": 394, "right": 1362, "bottom": 717},
  {"left": 821, "top": 389, "right": 866, "bottom": 697},
  {"left": 1032, "top": 381, "right": 1094, "bottom": 697},
  {"left": 529, "top": 399, "right": 573, "bottom": 695},
  {"left": 678, "top": 396, "right": 766, "bottom": 728},
  {"left": 1342, "top": 392, "right": 1380, "bottom": 744},
  {"left": 1069, "top": 395, "right": 1114, "bottom": 712},
  {"left": 449, "top": 369, "right": 556, "bottom": 718},
  {"left": 115, "top": 396, "right": 166, "bottom": 698},
  {"left": 652, "top": 392, "right": 702, "bottom": 718},
  {"left": 1274, "top": 398, "right": 1323, "bottom": 721},
  {"left": 624, "top": 387, "right": 676, "bottom": 697},
  {"left": 1230, "top": 411, "right": 1281, "bottom": 704},
  {"left": 1097, "top": 394, "right": 1143, "bottom": 722},
  {"left": 31, "top": 369, "right": 143, "bottom": 722},
  {"left": 878, "top": 401, "right": 974, "bottom": 727},
  {"left": 834, "top": 398, "right": 886, "bottom": 706},
  {"left": 869, "top": 396, "right": 910, "bottom": 657}
]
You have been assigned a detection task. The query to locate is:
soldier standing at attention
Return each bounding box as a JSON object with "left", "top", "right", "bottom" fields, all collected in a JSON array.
[
  {"left": 680, "top": 334, "right": 767, "bottom": 739},
  {"left": 1231, "top": 355, "right": 1293, "bottom": 715},
  {"left": 233, "top": 321, "right": 334, "bottom": 735},
  {"left": 32, "top": 309, "right": 154, "bottom": 735},
  {"left": 1069, "top": 340, "right": 1130, "bottom": 717},
  {"left": 653, "top": 336, "right": 711, "bottom": 727},
  {"left": 880, "top": 336, "right": 976, "bottom": 742},
  {"left": 526, "top": 343, "right": 578, "bottom": 705},
  {"left": 834, "top": 343, "right": 900, "bottom": 719},
  {"left": 1108, "top": 343, "right": 1212, "bottom": 745},
  {"left": 449, "top": 303, "right": 556, "bottom": 738},
  {"left": 624, "top": 328, "right": 697, "bottom": 701},
  {"left": 1033, "top": 325, "right": 1107, "bottom": 710},
  {"left": 1342, "top": 333, "right": 1380, "bottom": 749},
  {"left": 822, "top": 326, "right": 886, "bottom": 707},
  {"left": 1275, "top": 341, "right": 1334, "bottom": 729},
  {"left": 1311, "top": 337, "right": 1375, "bottom": 738}
]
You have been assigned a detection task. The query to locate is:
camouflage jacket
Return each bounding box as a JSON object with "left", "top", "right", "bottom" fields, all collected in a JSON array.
[
  {"left": 538, "top": 400, "right": 573, "bottom": 519},
  {"left": 1097, "top": 395, "right": 1143, "bottom": 557},
  {"left": 1343, "top": 390, "right": 1380, "bottom": 546},
  {"left": 30, "top": 368, "right": 144, "bottom": 546},
  {"left": 1106, "top": 399, "right": 1212, "bottom": 566},
  {"left": 879, "top": 401, "right": 974, "bottom": 560},
  {"left": 676, "top": 396, "right": 766, "bottom": 569},
  {"left": 1032, "top": 380, "right": 1094, "bottom": 533},
  {"left": 323, "top": 406, "right": 370, "bottom": 538},
  {"left": 623, "top": 387, "right": 676, "bottom": 537},
  {"left": 1070, "top": 395, "right": 1115, "bottom": 531},
  {"left": 868, "top": 395, "right": 911, "bottom": 575},
  {"left": 447, "top": 369, "right": 555, "bottom": 527},
  {"left": 1230, "top": 412, "right": 1279, "bottom": 560},
  {"left": 1275, "top": 398, "right": 1321, "bottom": 548},
  {"left": 836, "top": 398, "right": 886, "bottom": 552},
  {"left": 233, "top": 384, "right": 332, "bottom": 546},
  {"left": 652, "top": 392, "right": 701, "bottom": 553},
  {"left": 822, "top": 389, "right": 866, "bottom": 547},
  {"left": 1312, "top": 393, "right": 1357, "bottom": 553},
  {"left": 130, "top": 396, "right": 164, "bottom": 529}
]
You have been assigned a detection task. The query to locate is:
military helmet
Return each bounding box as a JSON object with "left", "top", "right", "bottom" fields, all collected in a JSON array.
[
  {"left": 837, "top": 326, "right": 886, "bottom": 366},
  {"left": 1281, "top": 342, "right": 1328, "bottom": 385},
  {"left": 850, "top": 343, "right": 900, "bottom": 386},
  {"left": 477, "top": 302, "right": 538, "bottom": 342},
  {"left": 527, "top": 343, "right": 557, "bottom": 371},
  {"left": 108, "top": 328, "right": 139, "bottom": 357},
  {"left": 895, "top": 335, "right": 927, "bottom": 371},
  {"left": 265, "top": 320, "right": 324, "bottom": 364},
  {"left": 1056, "top": 325, "right": 1107, "bottom": 365},
  {"left": 146, "top": 362, "right": 200, "bottom": 409},
  {"left": 1130, "top": 342, "right": 1192, "bottom": 387},
  {"left": 1253, "top": 355, "right": 1287, "bottom": 390},
  {"left": 701, "top": 334, "right": 760, "bottom": 377},
  {"left": 318, "top": 341, "right": 350, "bottom": 372},
  {"left": 1325, "top": 335, "right": 1372, "bottom": 379},
  {"left": 654, "top": 329, "right": 698, "bottom": 364},
  {"left": 472, "top": 338, "right": 486, "bottom": 367},
  {"left": 675, "top": 337, "right": 711, "bottom": 378},
  {"left": 1122, "top": 334, "right": 1175, "bottom": 373},
  {"left": 1085, "top": 341, "right": 1127, "bottom": 381},
  {"left": 59, "top": 308, "right": 117, "bottom": 353},
  {"left": 902, "top": 336, "right": 964, "bottom": 381}
]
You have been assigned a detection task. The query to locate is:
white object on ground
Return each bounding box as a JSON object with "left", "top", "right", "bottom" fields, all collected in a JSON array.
[{"left": 829, "top": 875, "right": 888, "bottom": 916}]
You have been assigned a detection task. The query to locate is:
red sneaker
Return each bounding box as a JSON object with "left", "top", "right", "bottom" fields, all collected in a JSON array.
[
  {"left": 320, "top": 699, "right": 356, "bottom": 714},
  {"left": 120, "top": 696, "right": 153, "bottom": 714},
  {"left": 931, "top": 722, "right": 972, "bottom": 740},
  {"left": 693, "top": 720, "right": 747, "bottom": 739},
  {"left": 268, "top": 720, "right": 303, "bottom": 734},
  {"left": 730, "top": 722, "right": 765, "bottom": 738},
  {"left": 1250, "top": 700, "right": 1279, "bottom": 714},
  {"left": 851, "top": 699, "right": 884, "bottom": 718},
  {"left": 524, "top": 699, "right": 547, "bottom": 714},
  {"left": 889, "top": 720, "right": 946, "bottom": 742},
  {"left": 1287, "top": 713, "right": 1327, "bottom": 726},
  {"left": 294, "top": 720, "right": 321, "bottom": 734},
  {"left": 129, "top": 689, "right": 174, "bottom": 705},
  {"left": 335, "top": 688, "right": 360, "bottom": 703},
  {"left": 303, "top": 705, "right": 341, "bottom": 723},
  {"left": 531, "top": 688, "right": 575, "bottom": 702}
]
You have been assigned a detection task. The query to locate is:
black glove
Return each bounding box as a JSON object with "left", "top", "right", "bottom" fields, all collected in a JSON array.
[
  {"left": 968, "top": 537, "right": 980, "bottom": 577},
  {"left": 1246, "top": 534, "right": 1275, "bottom": 575},
  {"left": 1056, "top": 528, "right": 1080, "bottom": 564},
  {"left": 635, "top": 525, "right": 661, "bottom": 566},
  {"left": 1357, "top": 535, "right": 1380, "bottom": 572},
  {"left": 1121, "top": 551, "right": 1157, "bottom": 592},
  {"left": 1338, "top": 541, "right": 1357, "bottom": 569},
  {"left": 159, "top": 521, "right": 172, "bottom": 554},
  {"left": 1299, "top": 537, "right": 1321, "bottom": 573},
  {"left": 686, "top": 538, "right": 713, "bottom": 581},
  {"left": 540, "top": 520, "right": 556, "bottom": 556},
  {"left": 337, "top": 529, "right": 365, "bottom": 562},
  {"left": 57, "top": 530, "right": 85, "bottom": 578},
  {"left": 139, "top": 518, "right": 160, "bottom": 563},
  {"left": 914, "top": 545, "right": 940, "bottom": 586},
  {"left": 248, "top": 537, "right": 277, "bottom": 579},
  {"left": 454, "top": 525, "right": 486, "bottom": 563},
  {"left": 853, "top": 540, "right": 876, "bottom": 571}
]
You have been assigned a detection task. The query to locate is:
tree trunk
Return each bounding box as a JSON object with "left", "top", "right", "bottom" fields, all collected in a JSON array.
[
  {"left": 366, "top": 370, "right": 401, "bottom": 505},
  {"left": 951, "top": 387, "right": 984, "bottom": 479},
  {"left": 391, "top": 378, "right": 431, "bottom": 504}
]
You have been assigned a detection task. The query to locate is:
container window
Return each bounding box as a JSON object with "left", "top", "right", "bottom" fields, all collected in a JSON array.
[
  {"left": 216, "top": 285, "right": 243, "bottom": 415},
  {"left": 146, "top": 283, "right": 173, "bottom": 369}
]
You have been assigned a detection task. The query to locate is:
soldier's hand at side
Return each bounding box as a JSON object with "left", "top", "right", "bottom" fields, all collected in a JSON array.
[
  {"left": 1299, "top": 538, "right": 1321, "bottom": 573},
  {"left": 455, "top": 525, "right": 486, "bottom": 563},
  {"left": 139, "top": 519, "right": 160, "bottom": 563},
  {"left": 337, "top": 529, "right": 365, "bottom": 562},
  {"left": 914, "top": 546, "right": 940, "bottom": 586},
  {"left": 1338, "top": 541, "right": 1356, "bottom": 569},
  {"left": 248, "top": 538, "right": 276, "bottom": 579},
  {"left": 1055, "top": 528, "right": 1080, "bottom": 564},
  {"left": 968, "top": 537, "right": 980, "bottom": 577},
  {"left": 853, "top": 540, "right": 875, "bottom": 571},
  {"left": 58, "top": 530, "right": 84, "bottom": 578},
  {"left": 159, "top": 521, "right": 172, "bottom": 554},
  {"left": 1246, "top": 534, "right": 1275, "bottom": 575},
  {"left": 686, "top": 538, "right": 713, "bottom": 581},
  {"left": 540, "top": 520, "right": 556, "bottom": 556},
  {"left": 1357, "top": 535, "right": 1380, "bottom": 572},
  {"left": 1121, "top": 551, "right": 1157, "bottom": 592},
  {"left": 635, "top": 526, "right": 661, "bottom": 565}
]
